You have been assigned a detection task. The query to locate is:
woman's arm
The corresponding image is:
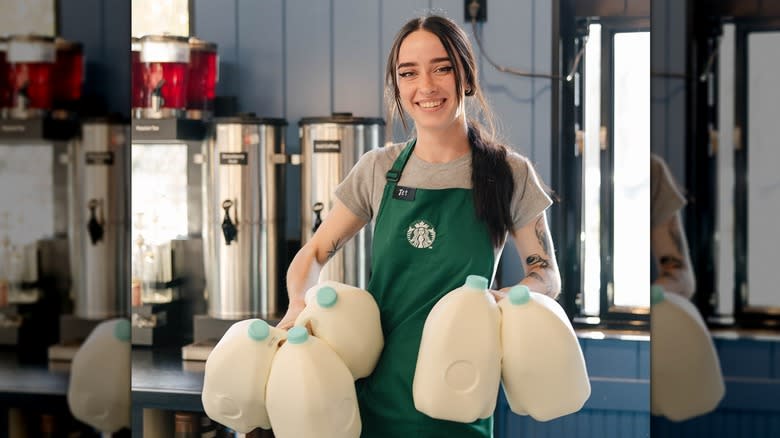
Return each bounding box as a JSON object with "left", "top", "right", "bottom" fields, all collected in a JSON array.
[
  {"left": 276, "top": 200, "right": 368, "bottom": 329},
  {"left": 651, "top": 211, "right": 695, "bottom": 299},
  {"left": 491, "top": 212, "right": 561, "bottom": 300}
]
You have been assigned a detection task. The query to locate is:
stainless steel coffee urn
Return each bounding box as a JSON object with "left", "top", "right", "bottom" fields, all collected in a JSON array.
[
  {"left": 299, "top": 113, "right": 384, "bottom": 288},
  {"left": 203, "top": 116, "right": 288, "bottom": 319},
  {"left": 67, "top": 118, "right": 129, "bottom": 319}
]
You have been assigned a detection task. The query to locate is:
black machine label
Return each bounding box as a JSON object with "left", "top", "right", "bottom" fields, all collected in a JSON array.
[
  {"left": 220, "top": 152, "right": 248, "bottom": 165},
  {"left": 314, "top": 140, "right": 341, "bottom": 153},
  {"left": 0, "top": 124, "right": 26, "bottom": 133},
  {"left": 134, "top": 124, "right": 161, "bottom": 132},
  {"left": 86, "top": 151, "right": 115, "bottom": 165},
  {"left": 392, "top": 186, "right": 416, "bottom": 201}
]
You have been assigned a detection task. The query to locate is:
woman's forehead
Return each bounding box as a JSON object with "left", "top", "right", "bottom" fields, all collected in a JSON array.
[{"left": 397, "top": 30, "right": 450, "bottom": 63}]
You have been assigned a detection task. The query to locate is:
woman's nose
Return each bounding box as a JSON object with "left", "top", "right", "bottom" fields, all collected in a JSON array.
[{"left": 419, "top": 72, "right": 435, "bottom": 94}]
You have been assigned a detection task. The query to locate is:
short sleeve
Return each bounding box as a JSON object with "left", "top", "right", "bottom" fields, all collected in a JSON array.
[
  {"left": 334, "top": 149, "right": 379, "bottom": 222},
  {"left": 650, "top": 154, "right": 686, "bottom": 227},
  {"left": 509, "top": 153, "right": 553, "bottom": 231}
]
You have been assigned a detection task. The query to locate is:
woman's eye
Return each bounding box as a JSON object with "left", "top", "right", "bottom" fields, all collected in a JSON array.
[
  {"left": 435, "top": 66, "right": 453, "bottom": 73},
  {"left": 398, "top": 71, "right": 415, "bottom": 78}
]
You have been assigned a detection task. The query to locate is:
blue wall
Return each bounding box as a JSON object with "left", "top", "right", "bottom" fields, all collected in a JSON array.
[
  {"left": 192, "top": 0, "right": 553, "bottom": 259},
  {"left": 652, "top": 335, "right": 780, "bottom": 437},
  {"left": 498, "top": 334, "right": 780, "bottom": 438},
  {"left": 496, "top": 336, "right": 651, "bottom": 438},
  {"left": 651, "top": 0, "right": 686, "bottom": 181},
  {"left": 58, "top": 0, "right": 131, "bottom": 117}
]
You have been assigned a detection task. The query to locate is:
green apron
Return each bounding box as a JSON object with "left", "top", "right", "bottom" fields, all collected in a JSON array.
[{"left": 356, "top": 139, "right": 495, "bottom": 437}]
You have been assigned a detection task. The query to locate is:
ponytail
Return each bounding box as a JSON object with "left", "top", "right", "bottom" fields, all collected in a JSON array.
[{"left": 468, "top": 124, "right": 515, "bottom": 247}]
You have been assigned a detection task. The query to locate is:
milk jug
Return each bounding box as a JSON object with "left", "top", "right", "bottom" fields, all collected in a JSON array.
[
  {"left": 294, "top": 281, "right": 383, "bottom": 379},
  {"left": 67, "top": 318, "right": 131, "bottom": 433},
  {"left": 651, "top": 285, "right": 725, "bottom": 421},
  {"left": 499, "top": 285, "right": 590, "bottom": 421},
  {"left": 202, "top": 319, "right": 287, "bottom": 433},
  {"left": 265, "top": 326, "right": 361, "bottom": 438},
  {"left": 412, "top": 275, "right": 501, "bottom": 423}
]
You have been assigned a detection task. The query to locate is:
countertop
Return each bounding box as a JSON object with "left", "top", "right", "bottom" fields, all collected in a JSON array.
[{"left": 0, "top": 351, "right": 70, "bottom": 405}]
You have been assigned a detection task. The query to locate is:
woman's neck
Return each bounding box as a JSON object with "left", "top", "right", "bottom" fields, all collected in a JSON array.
[{"left": 413, "top": 122, "right": 470, "bottom": 163}]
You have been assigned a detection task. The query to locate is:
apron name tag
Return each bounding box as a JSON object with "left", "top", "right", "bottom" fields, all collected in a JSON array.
[{"left": 393, "top": 186, "right": 416, "bottom": 201}]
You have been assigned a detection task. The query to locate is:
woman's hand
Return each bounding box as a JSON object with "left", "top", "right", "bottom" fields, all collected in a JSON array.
[
  {"left": 489, "top": 288, "right": 508, "bottom": 302},
  {"left": 276, "top": 301, "right": 306, "bottom": 331}
]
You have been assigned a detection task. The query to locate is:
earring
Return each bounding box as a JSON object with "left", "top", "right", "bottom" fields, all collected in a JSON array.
[{"left": 465, "top": 87, "right": 473, "bottom": 96}]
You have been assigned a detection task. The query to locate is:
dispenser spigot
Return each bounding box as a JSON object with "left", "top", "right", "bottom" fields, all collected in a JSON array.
[
  {"left": 150, "top": 78, "right": 166, "bottom": 111},
  {"left": 312, "top": 202, "right": 324, "bottom": 233},
  {"left": 87, "top": 198, "right": 105, "bottom": 245},
  {"left": 221, "top": 199, "right": 238, "bottom": 245}
]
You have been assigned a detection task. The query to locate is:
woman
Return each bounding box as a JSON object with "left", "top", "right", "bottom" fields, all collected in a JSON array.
[
  {"left": 277, "top": 14, "right": 561, "bottom": 437},
  {"left": 650, "top": 154, "right": 695, "bottom": 298}
]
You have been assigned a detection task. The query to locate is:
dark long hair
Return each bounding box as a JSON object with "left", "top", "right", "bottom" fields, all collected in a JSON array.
[{"left": 385, "top": 14, "right": 514, "bottom": 247}]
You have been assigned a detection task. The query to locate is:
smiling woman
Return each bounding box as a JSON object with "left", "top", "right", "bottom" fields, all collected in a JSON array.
[{"left": 277, "top": 13, "right": 560, "bottom": 438}]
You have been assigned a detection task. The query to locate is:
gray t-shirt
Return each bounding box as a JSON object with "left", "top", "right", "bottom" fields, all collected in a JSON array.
[
  {"left": 650, "top": 154, "right": 686, "bottom": 227},
  {"left": 335, "top": 142, "right": 552, "bottom": 241}
]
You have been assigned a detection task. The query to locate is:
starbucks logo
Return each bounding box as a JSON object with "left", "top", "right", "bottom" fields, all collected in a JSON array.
[{"left": 406, "top": 220, "right": 436, "bottom": 249}]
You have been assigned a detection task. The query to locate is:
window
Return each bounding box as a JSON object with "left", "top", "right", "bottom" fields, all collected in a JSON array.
[
  {"left": 713, "top": 22, "right": 780, "bottom": 325},
  {"left": 693, "top": 19, "right": 780, "bottom": 328},
  {"left": 0, "top": 0, "right": 55, "bottom": 37},
  {"left": 0, "top": 145, "right": 55, "bottom": 247},
  {"left": 565, "top": 20, "right": 650, "bottom": 327},
  {"left": 131, "top": 0, "right": 190, "bottom": 38},
  {"left": 744, "top": 30, "right": 780, "bottom": 311}
]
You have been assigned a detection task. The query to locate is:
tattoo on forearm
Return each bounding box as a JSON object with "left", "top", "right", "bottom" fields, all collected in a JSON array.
[
  {"left": 526, "top": 254, "right": 550, "bottom": 269},
  {"left": 659, "top": 255, "right": 685, "bottom": 279},
  {"left": 660, "top": 255, "right": 684, "bottom": 269},
  {"left": 535, "top": 217, "right": 551, "bottom": 255},
  {"left": 327, "top": 239, "right": 342, "bottom": 260}
]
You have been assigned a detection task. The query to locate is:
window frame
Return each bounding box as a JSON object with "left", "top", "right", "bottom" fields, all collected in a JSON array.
[
  {"left": 688, "top": 16, "right": 780, "bottom": 329},
  {"left": 555, "top": 14, "right": 651, "bottom": 330},
  {"left": 599, "top": 21, "right": 651, "bottom": 326},
  {"left": 732, "top": 19, "right": 780, "bottom": 327}
]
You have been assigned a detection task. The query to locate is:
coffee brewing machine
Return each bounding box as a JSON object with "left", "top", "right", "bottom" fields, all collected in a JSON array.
[
  {"left": 178, "top": 113, "right": 384, "bottom": 361},
  {"left": 130, "top": 34, "right": 213, "bottom": 346},
  {"left": 0, "top": 34, "right": 91, "bottom": 361},
  {"left": 47, "top": 116, "right": 130, "bottom": 362},
  {"left": 299, "top": 114, "right": 384, "bottom": 288},
  {"left": 180, "top": 116, "right": 293, "bottom": 360}
]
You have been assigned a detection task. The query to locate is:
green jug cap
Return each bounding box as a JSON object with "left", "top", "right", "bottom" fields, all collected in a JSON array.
[
  {"left": 465, "top": 275, "right": 489, "bottom": 290},
  {"left": 508, "top": 285, "right": 531, "bottom": 305},
  {"left": 317, "top": 286, "right": 338, "bottom": 308},
  {"left": 287, "top": 326, "right": 309, "bottom": 344},
  {"left": 651, "top": 285, "right": 665, "bottom": 305},
  {"left": 114, "top": 319, "right": 131, "bottom": 342},
  {"left": 247, "top": 320, "right": 270, "bottom": 341}
]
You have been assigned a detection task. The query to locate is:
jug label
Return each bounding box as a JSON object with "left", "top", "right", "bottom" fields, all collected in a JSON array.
[
  {"left": 86, "top": 151, "right": 114, "bottom": 165},
  {"left": 314, "top": 140, "right": 341, "bottom": 153},
  {"left": 393, "top": 186, "right": 416, "bottom": 201},
  {"left": 220, "top": 152, "right": 248, "bottom": 165}
]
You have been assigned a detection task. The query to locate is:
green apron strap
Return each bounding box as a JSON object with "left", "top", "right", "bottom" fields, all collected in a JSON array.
[{"left": 385, "top": 139, "right": 417, "bottom": 183}]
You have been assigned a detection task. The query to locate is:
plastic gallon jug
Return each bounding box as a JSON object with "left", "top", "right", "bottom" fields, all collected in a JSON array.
[
  {"left": 412, "top": 275, "right": 501, "bottom": 423},
  {"left": 67, "top": 318, "right": 131, "bottom": 433},
  {"left": 201, "top": 319, "right": 287, "bottom": 433},
  {"left": 651, "top": 285, "right": 725, "bottom": 421},
  {"left": 294, "top": 280, "right": 383, "bottom": 379},
  {"left": 499, "top": 285, "right": 590, "bottom": 421},
  {"left": 265, "top": 326, "right": 360, "bottom": 438}
]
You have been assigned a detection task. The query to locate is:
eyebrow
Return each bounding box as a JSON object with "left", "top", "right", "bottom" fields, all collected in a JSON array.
[{"left": 397, "top": 57, "right": 452, "bottom": 69}]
